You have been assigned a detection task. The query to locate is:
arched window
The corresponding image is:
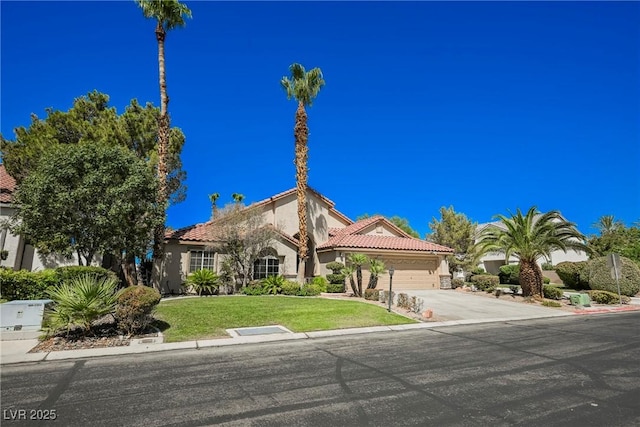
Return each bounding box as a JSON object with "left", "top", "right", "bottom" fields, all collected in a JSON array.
[{"left": 253, "top": 248, "right": 279, "bottom": 280}]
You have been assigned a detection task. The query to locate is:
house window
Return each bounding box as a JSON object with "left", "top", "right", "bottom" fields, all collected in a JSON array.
[
  {"left": 253, "top": 256, "right": 279, "bottom": 280},
  {"left": 189, "top": 250, "right": 215, "bottom": 273}
]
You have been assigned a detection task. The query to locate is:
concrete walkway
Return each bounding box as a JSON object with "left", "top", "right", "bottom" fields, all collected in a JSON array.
[{"left": 2, "top": 290, "right": 639, "bottom": 365}]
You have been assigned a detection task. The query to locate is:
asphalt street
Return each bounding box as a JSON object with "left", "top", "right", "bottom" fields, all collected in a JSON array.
[{"left": 2, "top": 312, "right": 639, "bottom": 427}]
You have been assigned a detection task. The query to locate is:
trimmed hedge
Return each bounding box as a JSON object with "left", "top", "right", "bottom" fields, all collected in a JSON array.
[
  {"left": 55, "top": 266, "right": 118, "bottom": 285},
  {"left": 280, "top": 280, "right": 300, "bottom": 296},
  {"left": 326, "top": 262, "right": 345, "bottom": 273},
  {"left": 298, "top": 283, "right": 322, "bottom": 296},
  {"left": 498, "top": 264, "right": 520, "bottom": 285},
  {"left": 588, "top": 290, "right": 631, "bottom": 305},
  {"left": 326, "top": 283, "right": 345, "bottom": 293},
  {"left": 542, "top": 285, "right": 563, "bottom": 300},
  {"left": 115, "top": 286, "right": 161, "bottom": 335},
  {"left": 0, "top": 269, "right": 59, "bottom": 301},
  {"left": 588, "top": 256, "right": 640, "bottom": 297},
  {"left": 451, "top": 278, "right": 464, "bottom": 289},
  {"left": 311, "top": 276, "right": 328, "bottom": 292},
  {"left": 555, "top": 261, "right": 589, "bottom": 290},
  {"left": 364, "top": 289, "right": 379, "bottom": 301},
  {"left": 470, "top": 274, "right": 499, "bottom": 292}
]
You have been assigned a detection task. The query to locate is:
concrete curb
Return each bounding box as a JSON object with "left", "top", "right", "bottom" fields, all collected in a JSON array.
[{"left": 1, "top": 308, "right": 637, "bottom": 365}]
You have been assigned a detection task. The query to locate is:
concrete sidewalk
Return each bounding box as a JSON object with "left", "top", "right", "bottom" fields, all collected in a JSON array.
[{"left": 2, "top": 291, "right": 639, "bottom": 366}]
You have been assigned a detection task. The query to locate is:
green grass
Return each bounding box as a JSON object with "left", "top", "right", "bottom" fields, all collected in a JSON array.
[{"left": 154, "top": 296, "right": 417, "bottom": 342}]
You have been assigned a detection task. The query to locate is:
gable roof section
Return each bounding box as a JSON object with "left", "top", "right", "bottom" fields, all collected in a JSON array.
[
  {"left": 318, "top": 216, "right": 454, "bottom": 253},
  {"left": 0, "top": 164, "right": 17, "bottom": 204},
  {"left": 166, "top": 220, "right": 299, "bottom": 247}
]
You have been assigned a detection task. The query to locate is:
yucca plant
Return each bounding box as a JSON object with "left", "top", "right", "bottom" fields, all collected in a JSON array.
[
  {"left": 261, "top": 275, "right": 286, "bottom": 295},
  {"left": 184, "top": 269, "right": 220, "bottom": 296},
  {"left": 348, "top": 253, "right": 369, "bottom": 297},
  {"left": 367, "top": 259, "right": 386, "bottom": 289},
  {"left": 341, "top": 265, "right": 358, "bottom": 296},
  {"left": 45, "top": 274, "right": 120, "bottom": 335}
]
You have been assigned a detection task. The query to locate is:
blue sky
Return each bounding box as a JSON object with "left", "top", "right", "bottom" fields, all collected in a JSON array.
[{"left": 2, "top": 1, "right": 638, "bottom": 238}]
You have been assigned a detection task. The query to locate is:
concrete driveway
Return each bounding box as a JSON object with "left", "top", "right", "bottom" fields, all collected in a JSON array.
[{"left": 397, "top": 289, "right": 571, "bottom": 321}]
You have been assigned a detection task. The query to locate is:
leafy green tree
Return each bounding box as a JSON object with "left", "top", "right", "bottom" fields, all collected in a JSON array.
[
  {"left": 356, "top": 214, "right": 420, "bottom": 238},
  {"left": 477, "top": 207, "right": 589, "bottom": 298},
  {"left": 136, "top": 0, "right": 192, "bottom": 288},
  {"left": 588, "top": 220, "right": 640, "bottom": 266},
  {"left": 281, "top": 63, "right": 325, "bottom": 282},
  {"left": 10, "top": 143, "right": 160, "bottom": 269},
  {"left": 427, "top": 206, "right": 478, "bottom": 274}
]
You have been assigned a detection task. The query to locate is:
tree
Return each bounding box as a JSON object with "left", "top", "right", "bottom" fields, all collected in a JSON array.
[
  {"left": 136, "top": 0, "right": 192, "bottom": 288},
  {"left": 209, "top": 193, "right": 220, "bottom": 219},
  {"left": 281, "top": 63, "right": 325, "bottom": 282},
  {"left": 211, "top": 203, "right": 279, "bottom": 290},
  {"left": 592, "top": 215, "right": 624, "bottom": 235},
  {"left": 476, "top": 207, "right": 589, "bottom": 298},
  {"left": 588, "top": 221, "right": 640, "bottom": 266},
  {"left": 231, "top": 193, "right": 245, "bottom": 204},
  {"left": 427, "top": 206, "right": 478, "bottom": 275},
  {"left": 347, "top": 253, "right": 369, "bottom": 297},
  {"left": 367, "top": 259, "right": 386, "bottom": 289},
  {"left": 356, "top": 214, "right": 420, "bottom": 238},
  {"left": 9, "top": 144, "right": 160, "bottom": 274},
  {"left": 341, "top": 265, "right": 358, "bottom": 296}
]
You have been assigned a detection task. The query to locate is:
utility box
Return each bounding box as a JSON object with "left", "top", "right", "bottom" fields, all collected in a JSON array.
[
  {"left": 570, "top": 294, "right": 591, "bottom": 307},
  {"left": 0, "top": 300, "right": 53, "bottom": 332}
]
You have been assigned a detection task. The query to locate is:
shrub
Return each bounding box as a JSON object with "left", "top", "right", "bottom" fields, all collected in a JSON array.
[
  {"left": 470, "top": 274, "right": 499, "bottom": 292},
  {"left": 409, "top": 296, "right": 424, "bottom": 313},
  {"left": 588, "top": 256, "right": 640, "bottom": 297},
  {"left": 541, "top": 262, "right": 555, "bottom": 271},
  {"left": 471, "top": 267, "right": 485, "bottom": 275},
  {"left": 498, "top": 264, "right": 519, "bottom": 285},
  {"left": 451, "top": 278, "right": 464, "bottom": 289},
  {"left": 555, "top": 261, "right": 590, "bottom": 290},
  {"left": 543, "top": 276, "right": 551, "bottom": 284},
  {"left": 588, "top": 290, "right": 630, "bottom": 305},
  {"left": 380, "top": 290, "right": 395, "bottom": 304},
  {"left": 364, "top": 289, "right": 380, "bottom": 301},
  {"left": 45, "top": 274, "right": 119, "bottom": 334},
  {"left": 311, "top": 276, "right": 329, "bottom": 292},
  {"left": 261, "top": 275, "right": 286, "bottom": 295},
  {"left": 326, "top": 261, "right": 345, "bottom": 274},
  {"left": 242, "top": 283, "right": 267, "bottom": 296},
  {"left": 542, "top": 285, "right": 563, "bottom": 300},
  {"left": 115, "top": 286, "right": 161, "bottom": 335},
  {"left": 326, "top": 283, "right": 345, "bottom": 293},
  {"left": 326, "top": 274, "right": 345, "bottom": 285},
  {"left": 397, "top": 293, "right": 410, "bottom": 309},
  {"left": 184, "top": 269, "right": 220, "bottom": 296},
  {"left": 280, "top": 280, "right": 300, "bottom": 296},
  {"left": 55, "top": 266, "right": 118, "bottom": 286},
  {"left": 542, "top": 300, "right": 561, "bottom": 307},
  {"left": 298, "top": 283, "right": 322, "bottom": 297},
  {"left": 0, "top": 269, "right": 59, "bottom": 301}
]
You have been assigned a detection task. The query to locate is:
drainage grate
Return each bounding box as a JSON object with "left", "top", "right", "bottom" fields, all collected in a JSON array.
[{"left": 228, "top": 325, "right": 293, "bottom": 337}]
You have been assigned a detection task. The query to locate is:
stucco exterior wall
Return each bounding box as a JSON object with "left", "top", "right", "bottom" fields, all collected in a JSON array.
[{"left": 361, "top": 223, "right": 399, "bottom": 237}]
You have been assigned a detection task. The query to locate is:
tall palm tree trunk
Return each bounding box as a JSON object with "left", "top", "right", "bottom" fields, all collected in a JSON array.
[
  {"left": 152, "top": 22, "right": 170, "bottom": 291},
  {"left": 520, "top": 259, "right": 544, "bottom": 298},
  {"left": 356, "top": 267, "right": 363, "bottom": 297},
  {"left": 294, "top": 101, "right": 309, "bottom": 283}
]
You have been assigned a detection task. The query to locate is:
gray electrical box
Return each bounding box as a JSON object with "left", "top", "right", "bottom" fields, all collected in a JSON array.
[{"left": 0, "top": 300, "right": 53, "bottom": 332}]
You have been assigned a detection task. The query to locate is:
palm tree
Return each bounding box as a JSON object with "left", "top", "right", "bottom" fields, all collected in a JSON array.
[
  {"left": 348, "top": 253, "right": 369, "bottom": 297},
  {"left": 341, "top": 265, "right": 358, "bottom": 296},
  {"left": 477, "top": 207, "right": 589, "bottom": 298},
  {"left": 231, "top": 193, "right": 245, "bottom": 204},
  {"left": 136, "top": 0, "right": 192, "bottom": 288},
  {"left": 593, "top": 215, "right": 624, "bottom": 235},
  {"left": 367, "top": 259, "right": 386, "bottom": 289},
  {"left": 209, "top": 193, "right": 220, "bottom": 218},
  {"left": 281, "top": 63, "right": 325, "bottom": 283}
]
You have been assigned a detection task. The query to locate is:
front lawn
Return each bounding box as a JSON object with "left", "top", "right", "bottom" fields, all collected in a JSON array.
[{"left": 154, "top": 296, "right": 417, "bottom": 342}]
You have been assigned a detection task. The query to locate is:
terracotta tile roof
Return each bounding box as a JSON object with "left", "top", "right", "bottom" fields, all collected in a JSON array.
[
  {"left": 0, "top": 164, "right": 17, "bottom": 204},
  {"left": 165, "top": 221, "right": 299, "bottom": 247},
  {"left": 318, "top": 234, "right": 454, "bottom": 253},
  {"left": 329, "top": 215, "right": 413, "bottom": 239}
]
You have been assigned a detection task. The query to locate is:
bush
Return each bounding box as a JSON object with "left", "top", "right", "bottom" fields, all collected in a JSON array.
[
  {"left": 542, "top": 300, "right": 561, "bottom": 307},
  {"left": 555, "top": 261, "right": 590, "bottom": 290},
  {"left": 55, "top": 266, "right": 118, "bottom": 286},
  {"left": 397, "top": 293, "right": 410, "bottom": 309},
  {"left": 280, "top": 280, "right": 300, "bottom": 296},
  {"left": 261, "top": 275, "right": 286, "bottom": 295},
  {"left": 588, "top": 290, "right": 630, "bottom": 305},
  {"left": 409, "top": 296, "right": 424, "bottom": 313},
  {"left": 298, "top": 283, "right": 322, "bottom": 297},
  {"left": 498, "top": 264, "right": 519, "bottom": 285},
  {"left": 326, "top": 274, "right": 345, "bottom": 285},
  {"left": 326, "top": 283, "right": 345, "bottom": 293},
  {"left": 184, "top": 269, "right": 220, "bottom": 296},
  {"left": 471, "top": 267, "right": 485, "bottom": 275},
  {"left": 311, "top": 276, "right": 328, "bottom": 292},
  {"left": 242, "top": 283, "right": 267, "bottom": 296},
  {"left": 45, "top": 274, "right": 119, "bottom": 334},
  {"left": 451, "top": 278, "right": 464, "bottom": 289},
  {"left": 326, "top": 262, "right": 345, "bottom": 274},
  {"left": 380, "top": 290, "right": 395, "bottom": 304},
  {"left": 0, "top": 269, "right": 59, "bottom": 301},
  {"left": 588, "top": 256, "right": 640, "bottom": 297},
  {"left": 470, "top": 274, "right": 499, "bottom": 292},
  {"left": 364, "top": 289, "right": 380, "bottom": 301},
  {"left": 542, "top": 285, "right": 563, "bottom": 300},
  {"left": 115, "top": 286, "right": 161, "bottom": 335},
  {"left": 543, "top": 276, "right": 551, "bottom": 284},
  {"left": 541, "top": 262, "right": 554, "bottom": 271}
]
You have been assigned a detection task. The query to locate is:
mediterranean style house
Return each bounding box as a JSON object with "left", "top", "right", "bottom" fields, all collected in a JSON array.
[{"left": 162, "top": 188, "right": 454, "bottom": 294}]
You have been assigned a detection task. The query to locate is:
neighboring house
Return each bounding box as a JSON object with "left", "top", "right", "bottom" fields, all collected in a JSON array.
[
  {"left": 0, "top": 164, "right": 98, "bottom": 271},
  {"left": 475, "top": 218, "right": 589, "bottom": 275},
  {"left": 162, "top": 188, "right": 454, "bottom": 294}
]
